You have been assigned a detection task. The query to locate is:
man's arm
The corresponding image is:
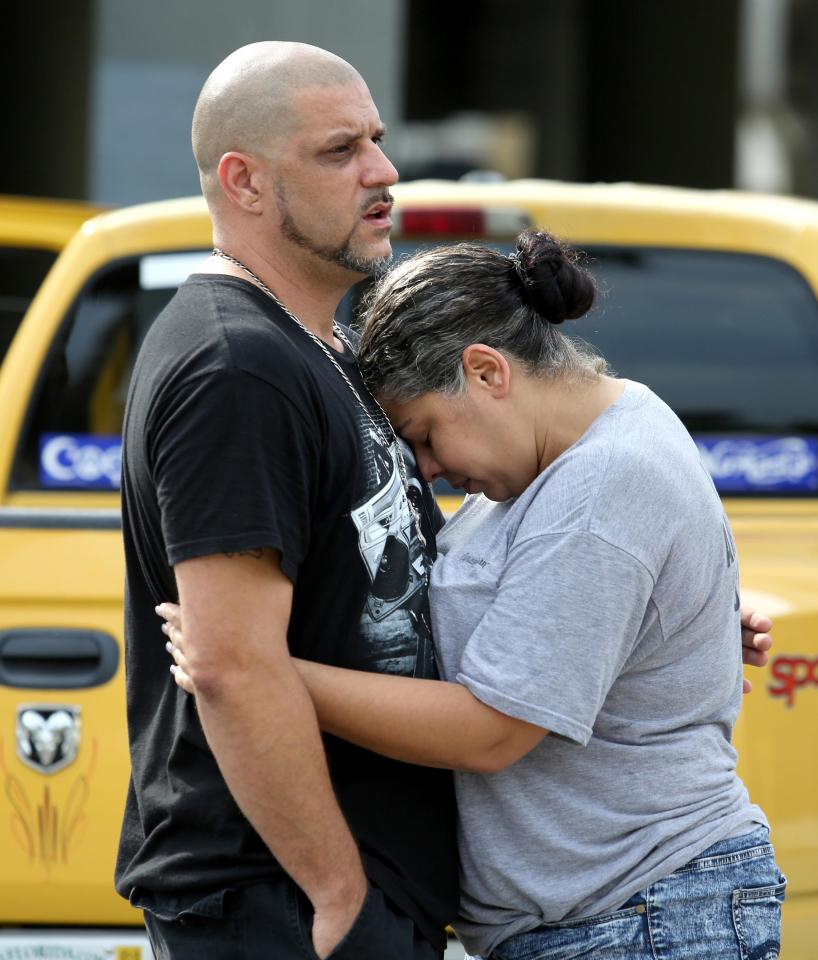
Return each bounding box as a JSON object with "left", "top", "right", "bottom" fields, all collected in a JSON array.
[
  {"left": 161, "top": 599, "right": 773, "bottom": 777},
  {"left": 287, "top": 603, "right": 773, "bottom": 764},
  {"left": 275, "top": 600, "right": 773, "bottom": 765},
  {"left": 174, "top": 549, "right": 366, "bottom": 958}
]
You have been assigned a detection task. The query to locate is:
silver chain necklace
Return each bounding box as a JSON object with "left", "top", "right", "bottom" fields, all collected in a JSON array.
[{"left": 212, "top": 248, "right": 427, "bottom": 548}]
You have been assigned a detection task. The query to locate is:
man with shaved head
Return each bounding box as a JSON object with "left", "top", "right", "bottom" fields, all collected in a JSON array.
[{"left": 116, "top": 42, "right": 457, "bottom": 959}]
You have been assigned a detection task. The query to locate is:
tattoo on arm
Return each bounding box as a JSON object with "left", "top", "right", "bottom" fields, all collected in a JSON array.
[{"left": 223, "top": 548, "right": 264, "bottom": 560}]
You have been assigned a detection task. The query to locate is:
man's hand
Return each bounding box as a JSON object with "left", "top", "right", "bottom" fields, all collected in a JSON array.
[
  {"left": 740, "top": 606, "right": 773, "bottom": 694},
  {"left": 312, "top": 885, "right": 367, "bottom": 959}
]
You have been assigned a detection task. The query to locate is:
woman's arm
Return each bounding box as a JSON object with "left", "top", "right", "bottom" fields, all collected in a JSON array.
[
  {"left": 293, "top": 658, "right": 547, "bottom": 774},
  {"left": 158, "top": 602, "right": 546, "bottom": 774}
]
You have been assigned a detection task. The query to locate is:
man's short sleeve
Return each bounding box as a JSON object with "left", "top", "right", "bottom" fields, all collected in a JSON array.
[
  {"left": 456, "top": 531, "right": 655, "bottom": 744},
  {"left": 152, "top": 369, "right": 320, "bottom": 581}
]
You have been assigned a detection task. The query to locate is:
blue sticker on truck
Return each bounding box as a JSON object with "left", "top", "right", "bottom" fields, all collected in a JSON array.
[
  {"left": 695, "top": 436, "right": 818, "bottom": 493},
  {"left": 39, "top": 434, "right": 122, "bottom": 489}
]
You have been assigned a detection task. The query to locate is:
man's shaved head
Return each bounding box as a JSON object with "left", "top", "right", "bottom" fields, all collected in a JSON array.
[{"left": 192, "top": 42, "right": 364, "bottom": 203}]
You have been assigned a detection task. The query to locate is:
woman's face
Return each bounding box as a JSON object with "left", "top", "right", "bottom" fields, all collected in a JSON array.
[{"left": 382, "top": 386, "right": 535, "bottom": 502}]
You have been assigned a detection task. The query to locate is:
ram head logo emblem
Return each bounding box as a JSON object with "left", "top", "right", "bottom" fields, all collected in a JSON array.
[{"left": 15, "top": 705, "right": 81, "bottom": 775}]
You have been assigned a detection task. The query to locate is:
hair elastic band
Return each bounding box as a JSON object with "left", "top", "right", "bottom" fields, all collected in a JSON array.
[{"left": 508, "top": 250, "right": 531, "bottom": 289}]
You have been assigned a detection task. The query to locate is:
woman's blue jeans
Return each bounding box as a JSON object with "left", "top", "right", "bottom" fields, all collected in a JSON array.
[{"left": 486, "top": 827, "right": 785, "bottom": 960}]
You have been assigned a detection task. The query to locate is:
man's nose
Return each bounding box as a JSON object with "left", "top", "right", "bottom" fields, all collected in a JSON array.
[{"left": 362, "top": 142, "right": 399, "bottom": 188}]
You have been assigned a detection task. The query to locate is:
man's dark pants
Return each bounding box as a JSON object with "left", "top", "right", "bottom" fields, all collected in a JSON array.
[{"left": 143, "top": 876, "right": 443, "bottom": 959}]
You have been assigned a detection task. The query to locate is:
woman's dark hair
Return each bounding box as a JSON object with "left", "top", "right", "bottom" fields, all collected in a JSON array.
[{"left": 357, "top": 229, "right": 605, "bottom": 401}]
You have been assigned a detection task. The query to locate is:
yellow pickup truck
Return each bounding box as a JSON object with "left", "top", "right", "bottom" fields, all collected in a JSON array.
[
  {"left": 1, "top": 181, "right": 816, "bottom": 959},
  {"left": 0, "top": 195, "right": 101, "bottom": 370}
]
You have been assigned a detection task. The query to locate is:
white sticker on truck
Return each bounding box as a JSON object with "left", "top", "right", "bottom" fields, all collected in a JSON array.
[{"left": 0, "top": 931, "right": 152, "bottom": 960}]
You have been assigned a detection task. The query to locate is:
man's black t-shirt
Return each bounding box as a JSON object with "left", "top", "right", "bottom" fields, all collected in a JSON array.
[{"left": 115, "top": 275, "right": 458, "bottom": 946}]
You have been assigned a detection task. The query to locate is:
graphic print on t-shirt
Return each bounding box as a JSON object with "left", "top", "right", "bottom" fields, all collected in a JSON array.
[
  {"left": 721, "top": 513, "right": 741, "bottom": 612},
  {"left": 350, "top": 416, "right": 437, "bottom": 680}
]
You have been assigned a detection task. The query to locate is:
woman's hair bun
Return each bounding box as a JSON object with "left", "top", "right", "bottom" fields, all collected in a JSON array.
[{"left": 511, "top": 229, "right": 595, "bottom": 324}]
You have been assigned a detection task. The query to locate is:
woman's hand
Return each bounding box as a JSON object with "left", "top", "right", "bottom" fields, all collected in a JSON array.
[{"left": 155, "top": 602, "right": 195, "bottom": 694}]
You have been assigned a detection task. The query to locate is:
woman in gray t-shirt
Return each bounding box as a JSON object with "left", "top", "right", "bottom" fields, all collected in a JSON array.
[{"left": 164, "top": 230, "right": 783, "bottom": 960}]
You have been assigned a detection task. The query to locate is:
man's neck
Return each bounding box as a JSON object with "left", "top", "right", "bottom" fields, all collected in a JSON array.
[{"left": 208, "top": 237, "right": 356, "bottom": 345}]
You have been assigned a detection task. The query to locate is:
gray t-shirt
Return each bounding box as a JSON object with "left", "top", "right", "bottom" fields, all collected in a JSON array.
[{"left": 431, "top": 380, "right": 765, "bottom": 957}]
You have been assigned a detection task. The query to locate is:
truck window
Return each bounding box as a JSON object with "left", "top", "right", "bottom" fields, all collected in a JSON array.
[
  {"left": 0, "top": 246, "right": 58, "bottom": 367},
  {"left": 574, "top": 248, "right": 818, "bottom": 434},
  {"left": 345, "top": 244, "right": 818, "bottom": 497},
  {"left": 573, "top": 248, "right": 818, "bottom": 495},
  {"left": 11, "top": 245, "right": 818, "bottom": 496},
  {"left": 11, "top": 252, "right": 207, "bottom": 491}
]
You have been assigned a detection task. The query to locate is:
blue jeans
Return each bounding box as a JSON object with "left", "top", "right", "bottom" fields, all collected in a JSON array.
[{"left": 487, "top": 827, "right": 785, "bottom": 960}]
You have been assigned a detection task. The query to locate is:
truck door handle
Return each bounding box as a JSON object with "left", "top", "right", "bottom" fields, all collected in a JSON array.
[{"left": 0, "top": 629, "right": 119, "bottom": 689}]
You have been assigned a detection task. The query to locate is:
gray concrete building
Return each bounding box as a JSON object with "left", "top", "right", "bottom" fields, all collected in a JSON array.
[{"left": 5, "top": 0, "right": 818, "bottom": 205}]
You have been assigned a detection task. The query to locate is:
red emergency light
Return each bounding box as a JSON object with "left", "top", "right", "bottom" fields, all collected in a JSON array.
[
  {"left": 395, "top": 207, "right": 532, "bottom": 238},
  {"left": 399, "top": 208, "right": 485, "bottom": 235}
]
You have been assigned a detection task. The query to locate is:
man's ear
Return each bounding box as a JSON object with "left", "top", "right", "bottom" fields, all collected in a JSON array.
[
  {"left": 217, "top": 152, "right": 265, "bottom": 214},
  {"left": 462, "top": 344, "right": 511, "bottom": 398}
]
